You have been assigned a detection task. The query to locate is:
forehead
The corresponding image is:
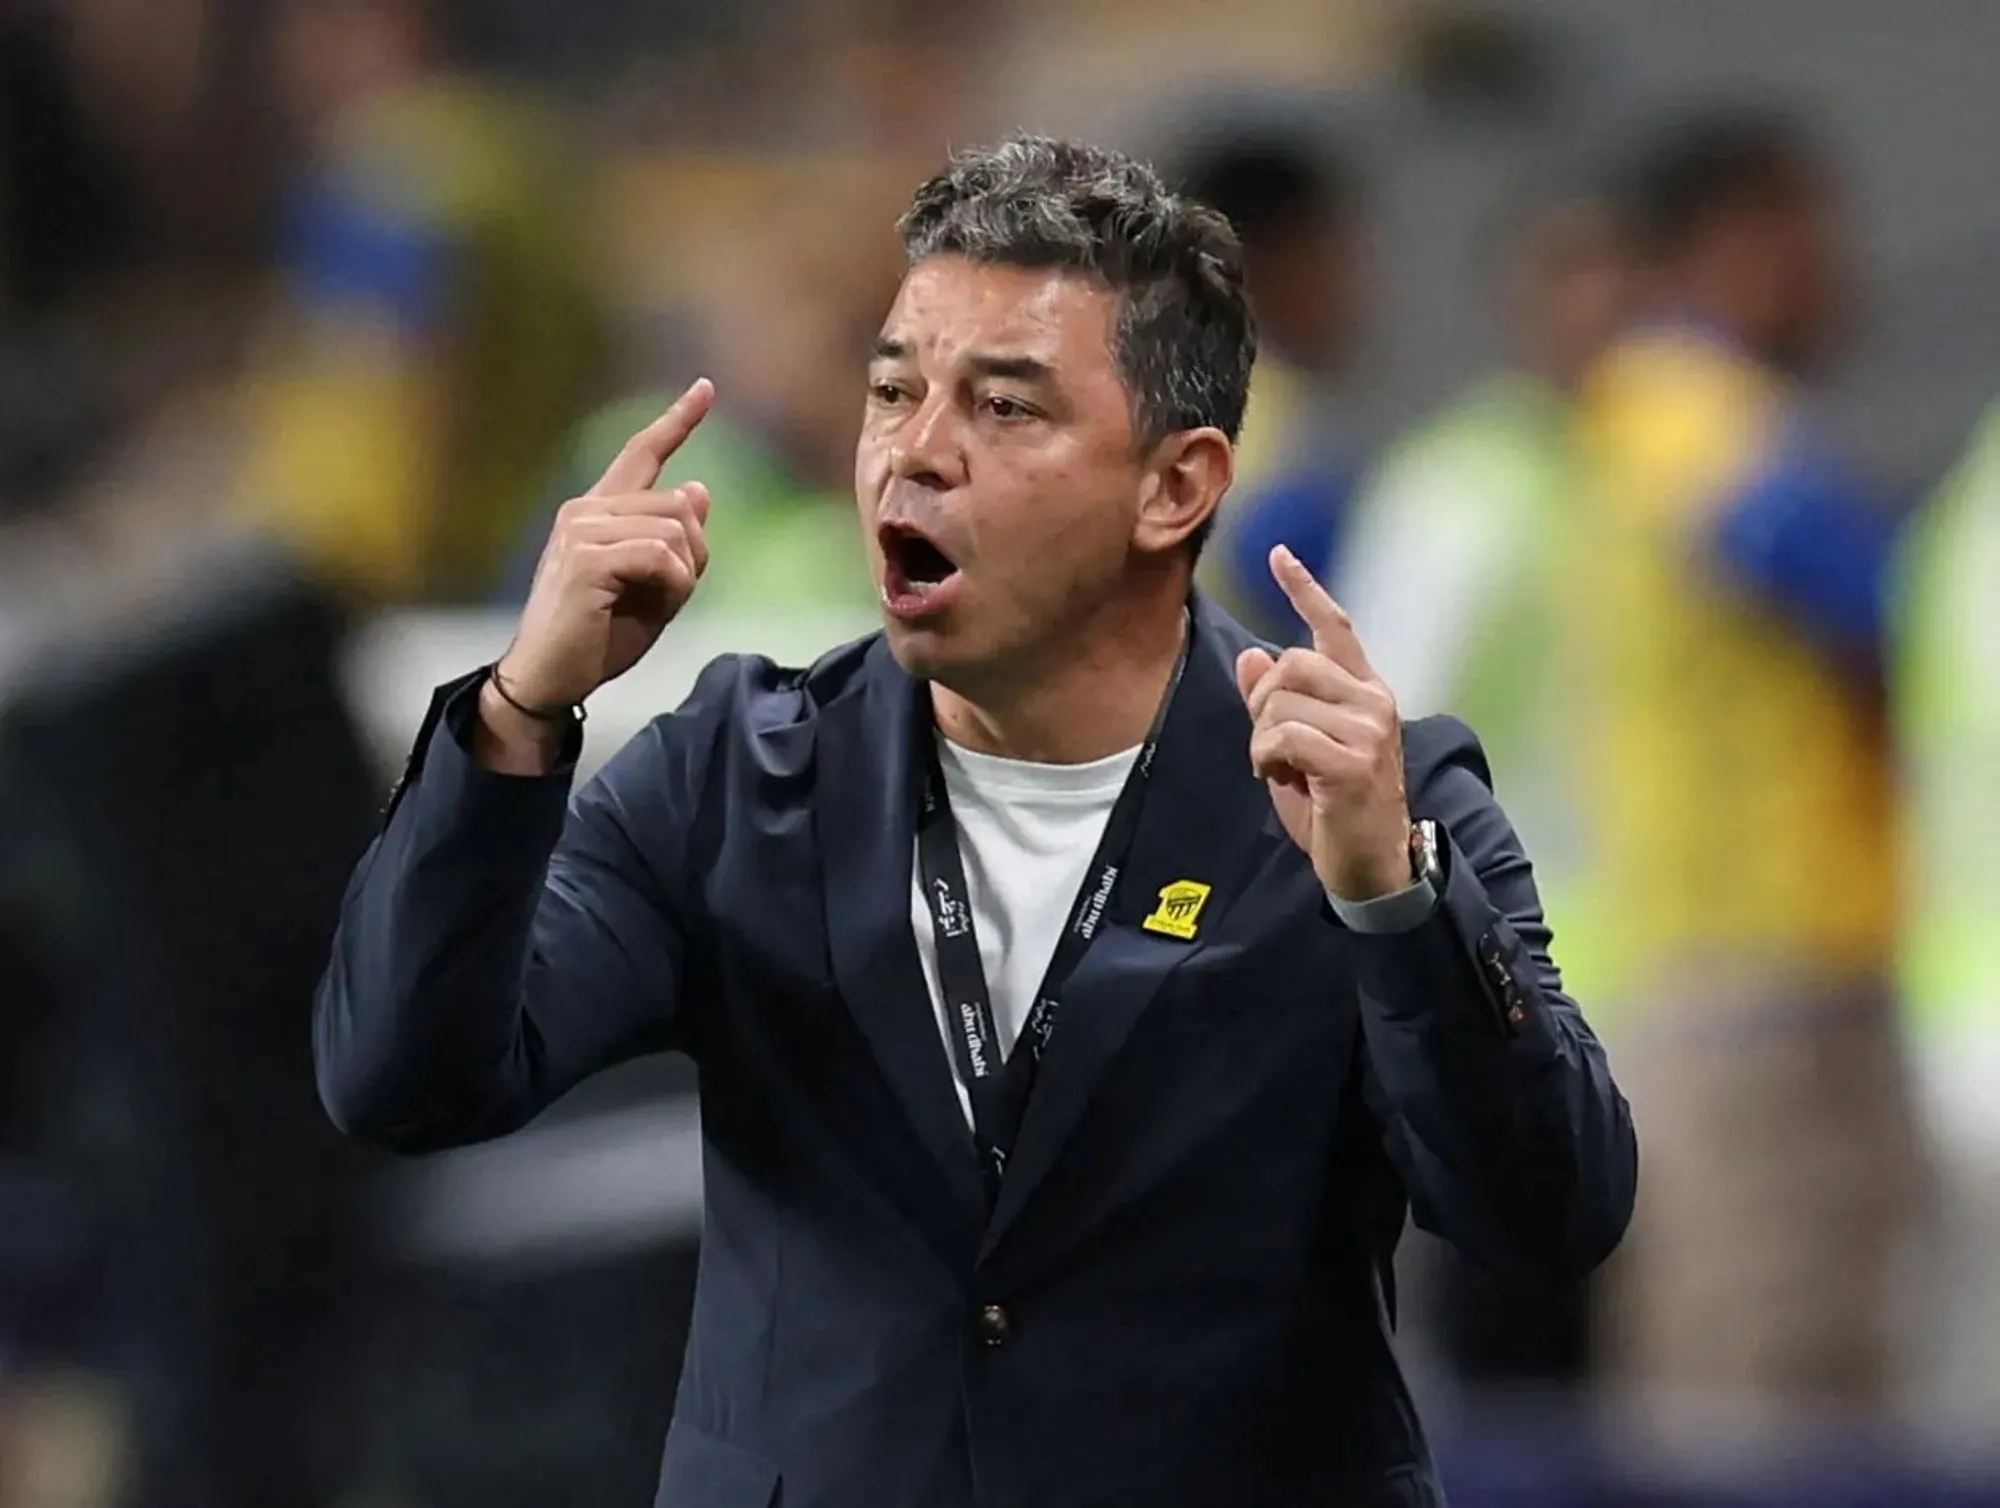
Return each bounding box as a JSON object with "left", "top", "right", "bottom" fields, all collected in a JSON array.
[{"left": 879, "top": 257, "right": 1119, "bottom": 375}]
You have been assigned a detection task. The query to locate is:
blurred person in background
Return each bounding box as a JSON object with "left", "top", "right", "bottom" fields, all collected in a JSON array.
[
  {"left": 1573, "top": 106, "right": 1918, "bottom": 1428},
  {"left": 1339, "top": 181, "right": 1634, "bottom": 1402},
  {"left": 1892, "top": 399, "right": 2000, "bottom": 1426},
  {"left": 0, "top": 0, "right": 266, "bottom": 535},
  {"left": 501, "top": 180, "right": 898, "bottom": 613},
  {"left": 1176, "top": 124, "right": 1367, "bottom": 644},
  {"left": 235, "top": 0, "right": 608, "bottom": 605},
  {"left": 1895, "top": 398, "right": 2000, "bottom": 1059},
  {"left": 1341, "top": 179, "right": 1632, "bottom": 1002}
]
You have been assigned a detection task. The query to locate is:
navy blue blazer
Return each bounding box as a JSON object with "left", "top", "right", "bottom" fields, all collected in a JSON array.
[{"left": 316, "top": 595, "right": 1635, "bottom": 1508}]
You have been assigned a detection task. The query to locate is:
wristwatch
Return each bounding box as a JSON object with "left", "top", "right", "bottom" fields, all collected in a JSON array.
[{"left": 1409, "top": 819, "right": 1447, "bottom": 892}]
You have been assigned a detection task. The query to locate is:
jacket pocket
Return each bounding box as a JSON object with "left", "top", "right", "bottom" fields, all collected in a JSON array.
[{"left": 653, "top": 1417, "right": 782, "bottom": 1507}]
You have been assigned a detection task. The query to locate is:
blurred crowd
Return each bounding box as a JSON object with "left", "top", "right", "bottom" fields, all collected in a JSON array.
[{"left": 2, "top": 0, "right": 1999, "bottom": 1505}]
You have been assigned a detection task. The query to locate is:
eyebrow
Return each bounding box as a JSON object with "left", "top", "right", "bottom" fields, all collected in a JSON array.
[{"left": 870, "top": 337, "right": 1056, "bottom": 385}]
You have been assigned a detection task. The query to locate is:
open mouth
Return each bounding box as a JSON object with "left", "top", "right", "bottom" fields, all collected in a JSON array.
[{"left": 878, "top": 521, "right": 964, "bottom": 618}]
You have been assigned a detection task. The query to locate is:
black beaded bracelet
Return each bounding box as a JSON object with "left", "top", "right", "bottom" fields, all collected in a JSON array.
[{"left": 487, "top": 664, "right": 587, "bottom": 725}]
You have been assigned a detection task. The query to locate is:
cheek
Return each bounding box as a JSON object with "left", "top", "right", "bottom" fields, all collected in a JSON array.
[
  {"left": 853, "top": 437, "right": 885, "bottom": 505},
  {"left": 983, "top": 464, "right": 1129, "bottom": 580}
]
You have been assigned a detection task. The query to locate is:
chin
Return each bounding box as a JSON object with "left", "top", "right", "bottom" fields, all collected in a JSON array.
[{"left": 880, "top": 619, "right": 960, "bottom": 683}]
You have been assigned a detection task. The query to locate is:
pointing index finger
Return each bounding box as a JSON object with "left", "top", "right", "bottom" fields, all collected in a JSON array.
[
  {"left": 1269, "top": 545, "right": 1374, "bottom": 679},
  {"left": 589, "top": 377, "right": 716, "bottom": 497}
]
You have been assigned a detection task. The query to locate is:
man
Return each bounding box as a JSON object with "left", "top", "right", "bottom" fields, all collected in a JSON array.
[
  {"left": 1338, "top": 186, "right": 1633, "bottom": 1397},
  {"left": 317, "top": 136, "right": 1634, "bottom": 1507},
  {"left": 238, "top": 0, "right": 606, "bottom": 603},
  {"left": 1340, "top": 185, "right": 1631, "bottom": 1000},
  {"left": 1894, "top": 399, "right": 2000, "bottom": 1418},
  {"left": 1898, "top": 399, "right": 2000, "bottom": 1042},
  {"left": 1175, "top": 125, "right": 1366, "bottom": 643},
  {"left": 1571, "top": 109, "right": 1915, "bottom": 1421}
]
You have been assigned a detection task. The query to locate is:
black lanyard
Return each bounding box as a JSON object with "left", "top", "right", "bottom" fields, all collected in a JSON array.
[{"left": 915, "top": 619, "right": 1191, "bottom": 1206}]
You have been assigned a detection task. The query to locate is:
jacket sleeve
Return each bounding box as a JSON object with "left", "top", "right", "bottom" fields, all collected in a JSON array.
[
  {"left": 1351, "top": 718, "right": 1637, "bottom": 1280},
  {"left": 314, "top": 662, "right": 729, "bottom": 1154}
]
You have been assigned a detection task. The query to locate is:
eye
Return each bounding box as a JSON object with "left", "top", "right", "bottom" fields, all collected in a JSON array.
[
  {"left": 869, "top": 380, "right": 910, "bottom": 406},
  {"left": 983, "top": 394, "right": 1034, "bottom": 421}
]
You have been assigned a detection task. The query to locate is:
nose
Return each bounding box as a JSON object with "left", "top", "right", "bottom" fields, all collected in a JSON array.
[{"left": 888, "top": 392, "right": 966, "bottom": 491}]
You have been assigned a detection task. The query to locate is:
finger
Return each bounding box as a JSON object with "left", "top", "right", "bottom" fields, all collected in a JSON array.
[
  {"left": 588, "top": 379, "right": 716, "bottom": 498},
  {"left": 1234, "top": 645, "right": 1276, "bottom": 705},
  {"left": 1252, "top": 690, "right": 1391, "bottom": 752},
  {"left": 1250, "top": 720, "right": 1368, "bottom": 788},
  {"left": 590, "top": 481, "right": 712, "bottom": 527},
  {"left": 1243, "top": 647, "right": 1376, "bottom": 723},
  {"left": 579, "top": 537, "right": 697, "bottom": 598},
  {"left": 565, "top": 513, "right": 708, "bottom": 578},
  {"left": 1268, "top": 545, "right": 1373, "bottom": 679}
]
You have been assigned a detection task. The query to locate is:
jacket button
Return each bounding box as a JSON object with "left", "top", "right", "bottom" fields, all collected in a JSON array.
[{"left": 975, "top": 1303, "right": 1011, "bottom": 1347}]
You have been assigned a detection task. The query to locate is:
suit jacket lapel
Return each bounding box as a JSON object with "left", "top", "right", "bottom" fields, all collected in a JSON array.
[
  {"left": 816, "top": 641, "right": 986, "bottom": 1225},
  {"left": 980, "top": 596, "right": 1286, "bottom": 1257}
]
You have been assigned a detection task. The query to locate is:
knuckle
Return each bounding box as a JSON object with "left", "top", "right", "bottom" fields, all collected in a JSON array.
[{"left": 1276, "top": 647, "right": 1318, "bottom": 682}]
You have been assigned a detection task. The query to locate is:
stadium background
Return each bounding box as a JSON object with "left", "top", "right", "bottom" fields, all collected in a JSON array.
[{"left": 1, "top": 0, "right": 1998, "bottom": 1503}]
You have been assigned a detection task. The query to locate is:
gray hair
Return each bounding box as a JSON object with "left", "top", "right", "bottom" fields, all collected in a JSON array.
[{"left": 897, "top": 135, "right": 1257, "bottom": 541}]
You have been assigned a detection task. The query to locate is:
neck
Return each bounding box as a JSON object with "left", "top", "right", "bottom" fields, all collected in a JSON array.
[{"left": 930, "top": 587, "right": 1188, "bottom": 765}]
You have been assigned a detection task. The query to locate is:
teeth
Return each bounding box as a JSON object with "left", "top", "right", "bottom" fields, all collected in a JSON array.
[{"left": 883, "top": 575, "right": 949, "bottom": 607}]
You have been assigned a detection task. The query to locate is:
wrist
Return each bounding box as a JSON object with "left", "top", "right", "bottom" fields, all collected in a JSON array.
[
  {"left": 1323, "top": 861, "right": 1413, "bottom": 904},
  {"left": 473, "top": 675, "right": 572, "bottom": 775},
  {"left": 490, "top": 651, "right": 588, "bottom": 717},
  {"left": 1328, "top": 828, "right": 1424, "bottom": 900}
]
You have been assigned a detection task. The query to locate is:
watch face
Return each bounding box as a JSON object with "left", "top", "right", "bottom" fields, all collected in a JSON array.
[{"left": 1411, "top": 820, "right": 1445, "bottom": 888}]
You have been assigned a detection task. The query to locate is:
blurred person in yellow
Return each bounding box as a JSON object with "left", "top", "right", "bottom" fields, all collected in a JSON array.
[
  {"left": 1575, "top": 107, "right": 1918, "bottom": 1423},
  {"left": 236, "top": 0, "right": 606, "bottom": 604},
  {"left": 1174, "top": 125, "right": 1367, "bottom": 645},
  {"left": 1338, "top": 182, "right": 1634, "bottom": 1396}
]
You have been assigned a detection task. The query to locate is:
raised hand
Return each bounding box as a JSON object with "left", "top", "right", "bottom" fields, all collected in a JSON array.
[
  {"left": 1234, "top": 545, "right": 1413, "bottom": 903},
  {"left": 497, "top": 378, "right": 717, "bottom": 713}
]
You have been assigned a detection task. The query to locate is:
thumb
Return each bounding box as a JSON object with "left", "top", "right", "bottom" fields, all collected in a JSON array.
[{"left": 1235, "top": 646, "right": 1275, "bottom": 705}]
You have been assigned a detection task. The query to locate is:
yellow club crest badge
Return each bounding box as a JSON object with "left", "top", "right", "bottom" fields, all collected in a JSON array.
[{"left": 1142, "top": 879, "right": 1211, "bottom": 941}]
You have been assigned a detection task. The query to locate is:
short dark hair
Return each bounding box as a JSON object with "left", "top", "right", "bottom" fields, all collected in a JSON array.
[
  {"left": 897, "top": 134, "right": 1258, "bottom": 556},
  {"left": 1174, "top": 131, "right": 1354, "bottom": 249},
  {"left": 1615, "top": 106, "right": 1821, "bottom": 258}
]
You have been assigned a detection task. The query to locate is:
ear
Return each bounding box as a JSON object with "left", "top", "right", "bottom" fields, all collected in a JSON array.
[{"left": 1132, "top": 427, "right": 1234, "bottom": 556}]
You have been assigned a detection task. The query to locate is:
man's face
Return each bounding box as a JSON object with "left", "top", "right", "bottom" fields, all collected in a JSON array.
[
  {"left": 856, "top": 257, "right": 1156, "bottom": 686},
  {"left": 1760, "top": 187, "right": 1840, "bottom": 370},
  {"left": 1250, "top": 221, "right": 1359, "bottom": 374},
  {"left": 275, "top": 0, "right": 421, "bottom": 134},
  {"left": 1513, "top": 205, "right": 1633, "bottom": 389},
  {"left": 1691, "top": 175, "right": 1842, "bottom": 372}
]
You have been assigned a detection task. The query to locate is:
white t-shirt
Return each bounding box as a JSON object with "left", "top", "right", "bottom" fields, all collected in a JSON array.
[{"left": 910, "top": 734, "right": 1138, "bottom": 1127}]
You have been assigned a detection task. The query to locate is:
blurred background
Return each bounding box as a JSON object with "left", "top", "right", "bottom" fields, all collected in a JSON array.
[{"left": 1, "top": 0, "right": 1998, "bottom": 1504}]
